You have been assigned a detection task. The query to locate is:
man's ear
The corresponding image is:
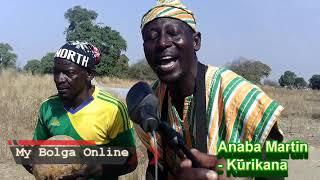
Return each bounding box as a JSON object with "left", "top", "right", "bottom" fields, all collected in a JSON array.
[
  {"left": 193, "top": 32, "right": 201, "bottom": 51},
  {"left": 86, "top": 70, "right": 95, "bottom": 82}
]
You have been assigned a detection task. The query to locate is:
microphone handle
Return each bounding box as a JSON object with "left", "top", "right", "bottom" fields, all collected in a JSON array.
[{"left": 158, "top": 122, "right": 200, "bottom": 168}]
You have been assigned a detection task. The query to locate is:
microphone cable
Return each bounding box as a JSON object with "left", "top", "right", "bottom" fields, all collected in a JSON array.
[{"left": 151, "top": 130, "right": 158, "bottom": 180}]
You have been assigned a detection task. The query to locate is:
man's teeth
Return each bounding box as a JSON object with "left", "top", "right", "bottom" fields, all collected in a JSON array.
[
  {"left": 161, "top": 56, "right": 173, "bottom": 60},
  {"left": 160, "top": 61, "right": 175, "bottom": 68}
]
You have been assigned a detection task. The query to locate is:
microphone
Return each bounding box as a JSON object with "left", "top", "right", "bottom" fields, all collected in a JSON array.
[
  {"left": 126, "top": 82, "right": 160, "bottom": 132},
  {"left": 126, "top": 81, "right": 200, "bottom": 168}
]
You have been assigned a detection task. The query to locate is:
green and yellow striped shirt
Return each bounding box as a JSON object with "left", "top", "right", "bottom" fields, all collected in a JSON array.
[{"left": 33, "top": 86, "right": 135, "bottom": 147}]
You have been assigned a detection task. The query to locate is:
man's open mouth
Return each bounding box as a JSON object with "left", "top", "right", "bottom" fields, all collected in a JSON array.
[{"left": 157, "top": 56, "right": 178, "bottom": 72}]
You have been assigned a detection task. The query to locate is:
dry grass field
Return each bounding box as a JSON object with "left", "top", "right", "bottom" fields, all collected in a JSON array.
[
  {"left": 0, "top": 69, "right": 319, "bottom": 179},
  {"left": 261, "top": 86, "right": 320, "bottom": 146},
  {"left": 94, "top": 76, "right": 139, "bottom": 89}
]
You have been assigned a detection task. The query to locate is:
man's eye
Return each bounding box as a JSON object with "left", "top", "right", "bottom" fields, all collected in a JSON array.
[
  {"left": 168, "top": 29, "right": 180, "bottom": 36},
  {"left": 147, "top": 31, "right": 158, "bottom": 40},
  {"left": 66, "top": 71, "right": 76, "bottom": 77}
]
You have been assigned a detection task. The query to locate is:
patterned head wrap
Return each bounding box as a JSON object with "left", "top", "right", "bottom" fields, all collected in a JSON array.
[
  {"left": 54, "top": 41, "right": 101, "bottom": 70},
  {"left": 141, "top": 0, "right": 196, "bottom": 31}
]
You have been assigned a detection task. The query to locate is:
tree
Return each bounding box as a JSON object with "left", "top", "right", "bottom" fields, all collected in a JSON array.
[
  {"left": 64, "top": 6, "right": 97, "bottom": 26},
  {"left": 294, "top": 77, "right": 307, "bottom": 89},
  {"left": 263, "top": 79, "right": 279, "bottom": 87},
  {"left": 40, "top": 53, "right": 55, "bottom": 74},
  {"left": 278, "top": 71, "right": 297, "bottom": 88},
  {"left": 127, "top": 59, "right": 157, "bottom": 81},
  {"left": 24, "top": 59, "right": 41, "bottom": 74},
  {"left": 309, "top": 75, "right": 320, "bottom": 90},
  {"left": 0, "top": 43, "right": 17, "bottom": 68},
  {"left": 227, "top": 57, "right": 271, "bottom": 84},
  {"left": 64, "top": 6, "right": 128, "bottom": 77},
  {"left": 114, "top": 54, "right": 129, "bottom": 78}
]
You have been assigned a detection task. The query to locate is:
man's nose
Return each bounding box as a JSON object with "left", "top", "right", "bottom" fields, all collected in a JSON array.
[
  {"left": 55, "top": 72, "right": 66, "bottom": 83},
  {"left": 158, "top": 34, "right": 171, "bottom": 49}
]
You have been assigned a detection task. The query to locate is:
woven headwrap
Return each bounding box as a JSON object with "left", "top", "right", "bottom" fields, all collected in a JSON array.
[
  {"left": 54, "top": 41, "right": 101, "bottom": 70},
  {"left": 141, "top": 0, "right": 196, "bottom": 31}
]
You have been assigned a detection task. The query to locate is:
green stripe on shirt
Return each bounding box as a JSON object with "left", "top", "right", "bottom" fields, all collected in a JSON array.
[
  {"left": 230, "top": 88, "right": 261, "bottom": 142},
  {"left": 98, "top": 92, "right": 129, "bottom": 130},
  {"left": 97, "top": 95, "right": 127, "bottom": 131},
  {"left": 252, "top": 101, "right": 279, "bottom": 143}
]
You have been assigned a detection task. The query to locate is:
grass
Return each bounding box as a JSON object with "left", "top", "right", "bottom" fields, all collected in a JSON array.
[
  {"left": 262, "top": 85, "right": 320, "bottom": 119},
  {"left": 0, "top": 70, "right": 56, "bottom": 160},
  {"left": 94, "top": 76, "right": 138, "bottom": 88},
  {"left": 261, "top": 85, "right": 320, "bottom": 146},
  {"left": 0, "top": 70, "right": 319, "bottom": 179}
]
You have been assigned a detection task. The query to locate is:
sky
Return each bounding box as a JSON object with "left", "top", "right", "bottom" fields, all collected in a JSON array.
[{"left": 1, "top": 0, "right": 319, "bottom": 80}]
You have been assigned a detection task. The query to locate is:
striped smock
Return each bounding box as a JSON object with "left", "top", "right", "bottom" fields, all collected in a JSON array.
[{"left": 135, "top": 65, "right": 283, "bottom": 174}]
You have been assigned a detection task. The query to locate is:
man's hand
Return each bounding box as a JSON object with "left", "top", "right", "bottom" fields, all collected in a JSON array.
[{"left": 175, "top": 149, "right": 218, "bottom": 180}]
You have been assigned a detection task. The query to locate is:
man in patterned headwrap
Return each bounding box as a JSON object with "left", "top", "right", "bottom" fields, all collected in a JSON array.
[
  {"left": 25, "top": 41, "right": 137, "bottom": 179},
  {"left": 136, "top": 0, "right": 284, "bottom": 179}
]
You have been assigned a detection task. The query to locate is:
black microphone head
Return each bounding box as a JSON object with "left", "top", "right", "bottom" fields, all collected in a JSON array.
[
  {"left": 126, "top": 81, "right": 152, "bottom": 115},
  {"left": 126, "top": 81, "right": 160, "bottom": 132}
]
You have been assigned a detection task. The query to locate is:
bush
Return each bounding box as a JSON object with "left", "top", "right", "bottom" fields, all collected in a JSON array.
[{"left": 127, "top": 60, "right": 156, "bottom": 81}]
